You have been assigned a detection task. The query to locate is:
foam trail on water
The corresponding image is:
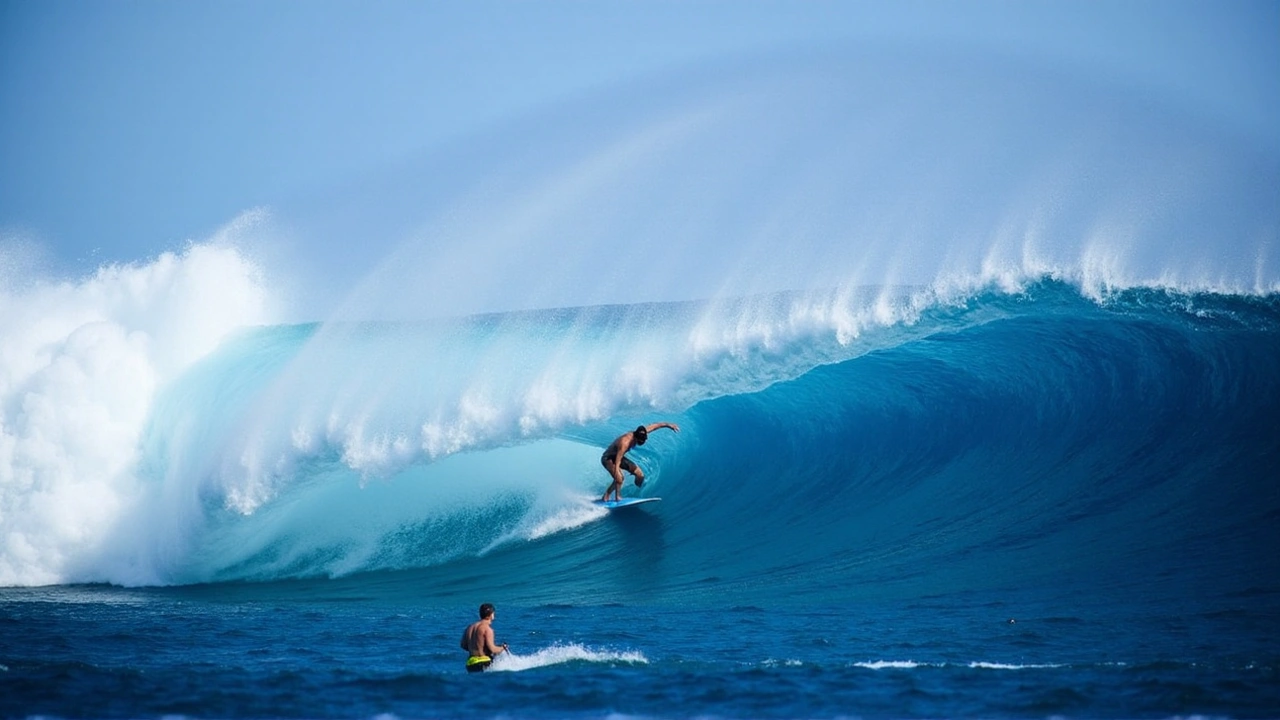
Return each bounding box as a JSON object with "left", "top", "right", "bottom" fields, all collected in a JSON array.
[
  {"left": 488, "top": 643, "right": 648, "bottom": 672},
  {"left": 852, "top": 661, "right": 1067, "bottom": 670}
]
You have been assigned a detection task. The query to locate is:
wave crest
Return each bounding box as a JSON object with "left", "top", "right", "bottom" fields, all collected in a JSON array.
[{"left": 0, "top": 224, "right": 276, "bottom": 586}]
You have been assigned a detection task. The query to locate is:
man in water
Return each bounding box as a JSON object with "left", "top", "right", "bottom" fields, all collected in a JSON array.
[
  {"left": 460, "top": 603, "right": 508, "bottom": 673},
  {"left": 601, "top": 422, "right": 680, "bottom": 502}
]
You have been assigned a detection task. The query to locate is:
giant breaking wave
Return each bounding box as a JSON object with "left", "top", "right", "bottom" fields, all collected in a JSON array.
[{"left": 3, "top": 243, "right": 1277, "bottom": 608}]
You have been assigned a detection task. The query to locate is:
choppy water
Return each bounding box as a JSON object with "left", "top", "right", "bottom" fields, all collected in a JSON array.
[{"left": 3, "top": 583, "right": 1278, "bottom": 718}]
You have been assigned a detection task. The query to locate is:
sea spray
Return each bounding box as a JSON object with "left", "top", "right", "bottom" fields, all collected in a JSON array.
[{"left": 0, "top": 232, "right": 276, "bottom": 586}]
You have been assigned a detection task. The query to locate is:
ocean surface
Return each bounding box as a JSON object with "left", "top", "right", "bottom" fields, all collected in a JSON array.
[{"left": 3, "top": 277, "right": 1279, "bottom": 719}]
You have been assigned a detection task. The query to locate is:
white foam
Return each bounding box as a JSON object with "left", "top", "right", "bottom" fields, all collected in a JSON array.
[
  {"left": 853, "top": 659, "right": 1066, "bottom": 670},
  {"left": 968, "top": 661, "right": 1065, "bottom": 670},
  {"left": 0, "top": 213, "right": 278, "bottom": 586},
  {"left": 477, "top": 493, "right": 607, "bottom": 556},
  {"left": 854, "top": 660, "right": 928, "bottom": 669},
  {"left": 488, "top": 642, "right": 647, "bottom": 672}
]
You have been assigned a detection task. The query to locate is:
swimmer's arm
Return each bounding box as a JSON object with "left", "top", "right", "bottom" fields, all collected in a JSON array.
[
  {"left": 645, "top": 422, "right": 680, "bottom": 433},
  {"left": 483, "top": 626, "right": 507, "bottom": 655}
]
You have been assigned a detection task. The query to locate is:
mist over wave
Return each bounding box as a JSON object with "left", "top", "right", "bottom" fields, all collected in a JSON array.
[{"left": 293, "top": 50, "right": 1279, "bottom": 321}]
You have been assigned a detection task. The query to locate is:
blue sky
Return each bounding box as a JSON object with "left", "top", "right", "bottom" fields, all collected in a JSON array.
[{"left": 1, "top": 0, "right": 1277, "bottom": 312}]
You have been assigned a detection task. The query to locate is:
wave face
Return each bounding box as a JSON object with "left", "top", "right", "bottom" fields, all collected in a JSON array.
[{"left": 4, "top": 264, "right": 1277, "bottom": 608}]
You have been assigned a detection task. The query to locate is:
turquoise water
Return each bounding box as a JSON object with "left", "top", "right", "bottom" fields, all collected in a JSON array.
[{"left": 3, "top": 280, "right": 1279, "bottom": 718}]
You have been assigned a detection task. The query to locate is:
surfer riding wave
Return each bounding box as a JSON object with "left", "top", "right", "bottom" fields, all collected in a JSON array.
[{"left": 600, "top": 422, "right": 679, "bottom": 502}]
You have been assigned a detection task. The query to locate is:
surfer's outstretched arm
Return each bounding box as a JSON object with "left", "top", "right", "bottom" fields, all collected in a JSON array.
[{"left": 644, "top": 422, "right": 680, "bottom": 434}]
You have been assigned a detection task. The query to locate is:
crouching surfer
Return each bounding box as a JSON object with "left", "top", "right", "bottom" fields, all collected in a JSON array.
[
  {"left": 461, "top": 603, "right": 508, "bottom": 673},
  {"left": 601, "top": 422, "right": 680, "bottom": 502}
]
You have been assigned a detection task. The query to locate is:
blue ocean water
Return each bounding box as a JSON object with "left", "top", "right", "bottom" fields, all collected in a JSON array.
[{"left": 3, "top": 279, "right": 1279, "bottom": 718}]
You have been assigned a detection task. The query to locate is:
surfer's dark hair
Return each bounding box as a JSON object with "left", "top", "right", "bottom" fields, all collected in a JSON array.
[
  {"left": 634, "top": 425, "right": 648, "bottom": 444},
  {"left": 479, "top": 603, "right": 495, "bottom": 619}
]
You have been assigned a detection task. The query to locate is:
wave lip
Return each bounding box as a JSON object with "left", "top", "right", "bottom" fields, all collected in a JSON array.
[{"left": 852, "top": 660, "right": 1067, "bottom": 670}]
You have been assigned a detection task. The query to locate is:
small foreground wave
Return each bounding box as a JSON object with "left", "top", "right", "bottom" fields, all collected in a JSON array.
[{"left": 488, "top": 642, "right": 648, "bottom": 672}]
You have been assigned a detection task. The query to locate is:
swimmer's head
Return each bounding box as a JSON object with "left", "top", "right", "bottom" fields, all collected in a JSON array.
[{"left": 634, "top": 425, "right": 648, "bottom": 444}]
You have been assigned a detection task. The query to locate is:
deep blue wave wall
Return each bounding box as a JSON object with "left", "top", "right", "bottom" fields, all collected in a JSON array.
[
  {"left": 658, "top": 288, "right": 1280, "bottom": 606},
  {"left": 162, "top": 283, "right": 1280, "bottom": 608}
]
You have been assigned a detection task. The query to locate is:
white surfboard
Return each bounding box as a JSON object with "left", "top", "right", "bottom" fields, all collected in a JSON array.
[{"left": 593, "top": 497, "right": 661, "bottom": 510}]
